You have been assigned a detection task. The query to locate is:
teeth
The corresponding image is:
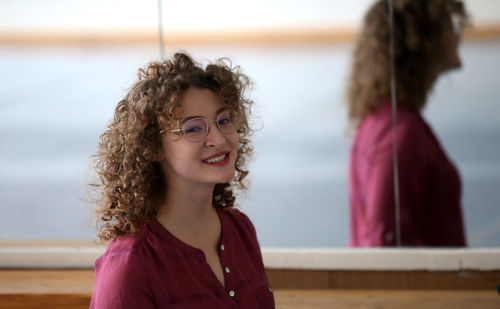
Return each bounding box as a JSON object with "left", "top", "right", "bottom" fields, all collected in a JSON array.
[{"left": 206, "top": 154, "right": 226, "bottom": 163}]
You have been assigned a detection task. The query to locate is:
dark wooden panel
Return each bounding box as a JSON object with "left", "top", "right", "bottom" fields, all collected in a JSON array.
[
  {"left": 0, "top": 294, "right": 90, "bottom": 309},
  {"left": 273, "top": 290, "right": 500, "bottom": 309},
  {"left": 265, "top": 269, "right": 500, "bottom": 290},
  {"left": 0, "top": 270, "right": 94, "bottom": 294},
  {"left": 1, "top": 290, "right": 498, "bottom": 309},
  {"left": 2, "top": 269, "right": 499, "bottom": 292}
]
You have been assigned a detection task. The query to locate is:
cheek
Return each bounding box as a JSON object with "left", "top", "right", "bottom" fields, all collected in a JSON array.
[
  {"left": 161, "top": 140, "right": 175, "bottom": 162},
  {"left": 229, "top": 135, "right": 239, "bottom": 168},
  {"left": 160, "top": 140, "right": 197, "bottom": 174},
  {"left": 229, "top": 133, "right": 239, "bottom": 151}
]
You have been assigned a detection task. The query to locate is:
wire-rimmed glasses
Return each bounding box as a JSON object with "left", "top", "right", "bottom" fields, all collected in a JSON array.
[{"left": 162, "top": 110, "right": 237, "bottom": 142}]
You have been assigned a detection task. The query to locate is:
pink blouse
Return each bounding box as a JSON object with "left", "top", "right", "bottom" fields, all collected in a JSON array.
[
  {"left": 349, "top": 102, "right": 466, "bottom": 247},
  {"left": 90, "top": 208, "right": 275, "bottom": 308}
]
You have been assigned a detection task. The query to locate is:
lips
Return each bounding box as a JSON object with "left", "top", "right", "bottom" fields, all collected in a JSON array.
[{"left": 202, "top": 151, "right": 230, "bottom": 166}]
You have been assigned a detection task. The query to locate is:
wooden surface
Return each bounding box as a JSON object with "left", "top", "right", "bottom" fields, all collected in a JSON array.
[
  {"left": 0, "top": 270, "right": 93, "bottom": 294},
  {"left": 2, "top": 269, "right": 499, "bottom": 292},
  {"left": 1, "top": 270, "right": 499, "bottom": 308},
  {"left": 266, "top": 269, "right": 500, "bottom": 290},
  {"left": 273, "top": 290, "right": 500, "bottom": 309},
  {"left": 0, "top": 295, "right": 90, "bottom": 309},
  {"left": 0, "top": 290, "right": 498, "bottom": 309},
  {"left": 0, "top": 24, "right": 499, "bottom": 45}
]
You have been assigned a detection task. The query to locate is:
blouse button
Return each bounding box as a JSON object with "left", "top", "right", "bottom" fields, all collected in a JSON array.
[
  {"left": 229, "top": 290, "right": 235, "bottom": 297},
  {"left": 225, "top": 267, "right": 230, "bottom": 274},
  {"left": 220, "top": 244, "right": 225, "bottom": 251},
  {"left": 268, "top": 287, "right": 273, "bottom": 292}
]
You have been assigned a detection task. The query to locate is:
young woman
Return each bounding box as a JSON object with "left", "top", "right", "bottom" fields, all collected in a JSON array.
[
  {"left": 90, "top": 52, "right": 275, "bottom": 308},
  {"left": 346, "top": 0, "right": 468, "bottom": 247}
]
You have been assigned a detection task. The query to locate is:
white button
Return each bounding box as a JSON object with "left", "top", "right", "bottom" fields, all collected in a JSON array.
[
  {"left": 220, "top": 244, "right": 225, "bottom": 251},
  {"left": 229, "top": 290, "right": 235, "bottom": 297},
  {"left": 268, "top": 287, "right": 273, "bottom": 292},
  {"left": 225, "top": 267, "right": 230, "bottom": 273}
]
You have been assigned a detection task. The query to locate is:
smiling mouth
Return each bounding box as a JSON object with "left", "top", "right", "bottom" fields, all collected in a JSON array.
[
  {"left": 205, "top": 154, "right": 226, "bottom": 163},
  {"left": 202, "top": 152, "right": 230, "bottom": 166}
]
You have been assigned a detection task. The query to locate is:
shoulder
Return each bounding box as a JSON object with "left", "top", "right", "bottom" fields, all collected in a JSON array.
[
  {"left": 94, "top": 234, "right": 151, "bottom": 290},
  {"left": 91, "top": 234, "right": 155, "bottom": 307},
  {"left": 361, "top": 105, "right": 425, "bottom": 148},
  {"left": 101, "top": 230, "right": 150, "bottom": 260},
  {"left": 219, "top": 207, "right": 265, "bottom": 264},
  {"left": 219, "top": 207, "right": 258, "bottom": 238},
  {"left": 221, "top": 207, "right": 254, "bottom": 226},
  {"left": 365, "top": 104, "right": 421, "bottom": 134},
  {"left": 223, "top": 207, "right": 251, "bottom": 221}
]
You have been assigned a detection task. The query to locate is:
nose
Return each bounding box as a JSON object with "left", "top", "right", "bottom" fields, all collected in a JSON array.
[{"left": 205, "top": 121, "right": 226, "bottom": 147}]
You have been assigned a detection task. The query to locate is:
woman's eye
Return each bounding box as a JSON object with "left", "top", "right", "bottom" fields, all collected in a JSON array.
[
  {"left": 218, "top": 118, "right": 231, "bottom": 126},
  {"left": 218, "top": 111, "right": 232, "bottom": 126},
  {"left": 183, "top": 119, "right": 206, "bottom": 134},
  {"left": 184, "top": 126, "right": 204, "bottom": 133}
]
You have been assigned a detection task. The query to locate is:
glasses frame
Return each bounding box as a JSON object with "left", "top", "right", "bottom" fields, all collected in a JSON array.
[{"left": 161, "top": 110, "right": 236, "bottom": 142}]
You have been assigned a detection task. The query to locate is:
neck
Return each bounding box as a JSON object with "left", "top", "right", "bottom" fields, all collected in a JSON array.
[{"left": 156, "top": 180, "right": 219, "bottom": 244}]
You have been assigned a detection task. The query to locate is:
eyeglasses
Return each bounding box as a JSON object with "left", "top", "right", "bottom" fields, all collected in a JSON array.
[
  {"left": 451, "top": 15, "right": 463, "bottom": 35},
  {"left": 163, "top": 110, "right": 237, "bottom": 142}
]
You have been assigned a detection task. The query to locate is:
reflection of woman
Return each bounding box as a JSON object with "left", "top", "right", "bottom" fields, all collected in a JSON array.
[
  {"left": 347, "top": 0, "right": 468, "bottom": 247},
  {"left": 90, "top": 53, "right": 274, "bottom": 308}
]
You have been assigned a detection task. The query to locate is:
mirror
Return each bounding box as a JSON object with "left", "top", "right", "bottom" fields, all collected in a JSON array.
[{"left": 0, "top": 1, "right": 498, "bottom": 248}]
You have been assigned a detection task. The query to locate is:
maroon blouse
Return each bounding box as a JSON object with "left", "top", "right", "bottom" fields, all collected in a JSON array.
[
  {"left": 349, "top": 102, "right": 466, "bottom": 247},
  {"left": 90, "top": 208, "right": 275, "bottom": 308}
]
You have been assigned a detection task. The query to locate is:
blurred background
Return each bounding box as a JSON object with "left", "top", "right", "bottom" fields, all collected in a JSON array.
[{"left": 0, "top": 0, "right": 499, "bottom": 247}]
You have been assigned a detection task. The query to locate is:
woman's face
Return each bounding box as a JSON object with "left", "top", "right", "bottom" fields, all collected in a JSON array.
[{"left": 159, "top": 87, "right": 239, "bottom": 188}]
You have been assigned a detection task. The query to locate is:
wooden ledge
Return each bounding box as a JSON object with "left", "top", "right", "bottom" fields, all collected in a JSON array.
[
  {"left": 1, "top": 269, "right": 499, "bottom": 309},
  {"left": 1, "top": 268, "right": 498, "bottom": 292},
  {"left": 0, "top": 24, "right": 499, "bottom": 46},
  {"left": 265, "top": 269, "right": 500, "bottom": 290},
  {"left": 2, "top": 246, "right": 500, "bottom": 271},
  {"left": 0, "top": 288, "right": 498, "bottom": 309},
  {"left": 1, "top": 245, "right": 499, "bottom": 308}
]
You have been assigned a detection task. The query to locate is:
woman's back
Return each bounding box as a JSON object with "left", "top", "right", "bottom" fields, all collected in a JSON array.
[{"left": 349, "top": 102, "right": 466, "bottom": 247}]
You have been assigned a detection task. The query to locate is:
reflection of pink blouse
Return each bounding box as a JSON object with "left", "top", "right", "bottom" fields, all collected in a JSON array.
[
  {"left": 90, "top": 208, "right": 275, "bottom": 308},
  {"left": 349, "top": 102, "right": 466, "bottom": 247}
]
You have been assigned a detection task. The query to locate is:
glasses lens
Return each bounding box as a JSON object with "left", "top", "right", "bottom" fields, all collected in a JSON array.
[
  {"left": 183, "top": 118, "right": 207, "bottom": 141},
  {"left": 217, "top": 111, "right": 236, "bottom": 134},
  {"left": 451, "top": 15, "right": 463, "bottom": 35}
]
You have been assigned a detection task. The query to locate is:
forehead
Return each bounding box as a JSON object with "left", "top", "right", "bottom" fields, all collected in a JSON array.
[{"left": 178, "top": 87, "right": 224, "bottom": 117}]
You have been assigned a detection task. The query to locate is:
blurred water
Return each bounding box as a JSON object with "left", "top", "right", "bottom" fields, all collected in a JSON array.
[{"left": 0, "top": 41, "right": 499, "bottom": 247}]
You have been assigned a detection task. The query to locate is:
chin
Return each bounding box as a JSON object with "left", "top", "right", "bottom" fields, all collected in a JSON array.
[
  {"left": 204, "top": 169, "right": 235, "bottom": 185},
  {"left": 219, "top": 171, "right": 236, "bottom": 184},
  {"left": 440, "top": 59, "right": 461, "bottom": 75},
  {"left": 449, "top": 56, "right": 461, "bottom": 69},
  {"left": 449, "top": 53, "right": 462, "bottom": 69}
]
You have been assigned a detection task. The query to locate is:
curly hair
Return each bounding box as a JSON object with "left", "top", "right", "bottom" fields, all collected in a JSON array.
[
  {"left": 346, "top": 0, "right": 468, "bottom": 123},
  {"left": 91, "top": 52, "right": 254, "bottom": 241}
]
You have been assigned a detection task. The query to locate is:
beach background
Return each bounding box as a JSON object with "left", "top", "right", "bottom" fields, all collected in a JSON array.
[{"left": 0, "top": 0, "right": 499, "bottom": 247}]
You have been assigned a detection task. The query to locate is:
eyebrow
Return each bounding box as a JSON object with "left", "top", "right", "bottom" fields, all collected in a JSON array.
[{"left": 180, "top": 107, "right": 228, "bottom": 124}]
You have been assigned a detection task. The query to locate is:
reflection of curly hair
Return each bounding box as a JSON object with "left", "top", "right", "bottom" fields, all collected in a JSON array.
[
  {"left": 92, "top": 52, "right": 253, "bottom": 241},
  {"left": 347, "top": 0, "right": 468, "bottom": 123}
]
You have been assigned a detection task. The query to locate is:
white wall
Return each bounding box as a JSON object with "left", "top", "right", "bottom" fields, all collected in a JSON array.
[{"left": 0, "top": 0, "right": 498, "bottom": 32}]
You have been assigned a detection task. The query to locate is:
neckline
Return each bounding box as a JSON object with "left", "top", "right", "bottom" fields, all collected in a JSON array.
[{"left": 148, "top": 207, "right": 226, "bottom": 260}]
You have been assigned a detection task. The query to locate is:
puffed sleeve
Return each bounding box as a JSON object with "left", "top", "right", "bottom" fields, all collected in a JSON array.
[
  {"left": 364, "top": 121, "right": 427, "bottom": 246},
  {"left": 90, "top": 247, "right": 155, "bottom": 309}
]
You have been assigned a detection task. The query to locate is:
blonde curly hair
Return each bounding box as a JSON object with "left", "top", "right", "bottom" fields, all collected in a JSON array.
[
  {"left": 91, "top": 52, "right": 253, "bottom": 241},
  {"left": 347, "top": 0, "right": 468, "bottom": 123}
]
